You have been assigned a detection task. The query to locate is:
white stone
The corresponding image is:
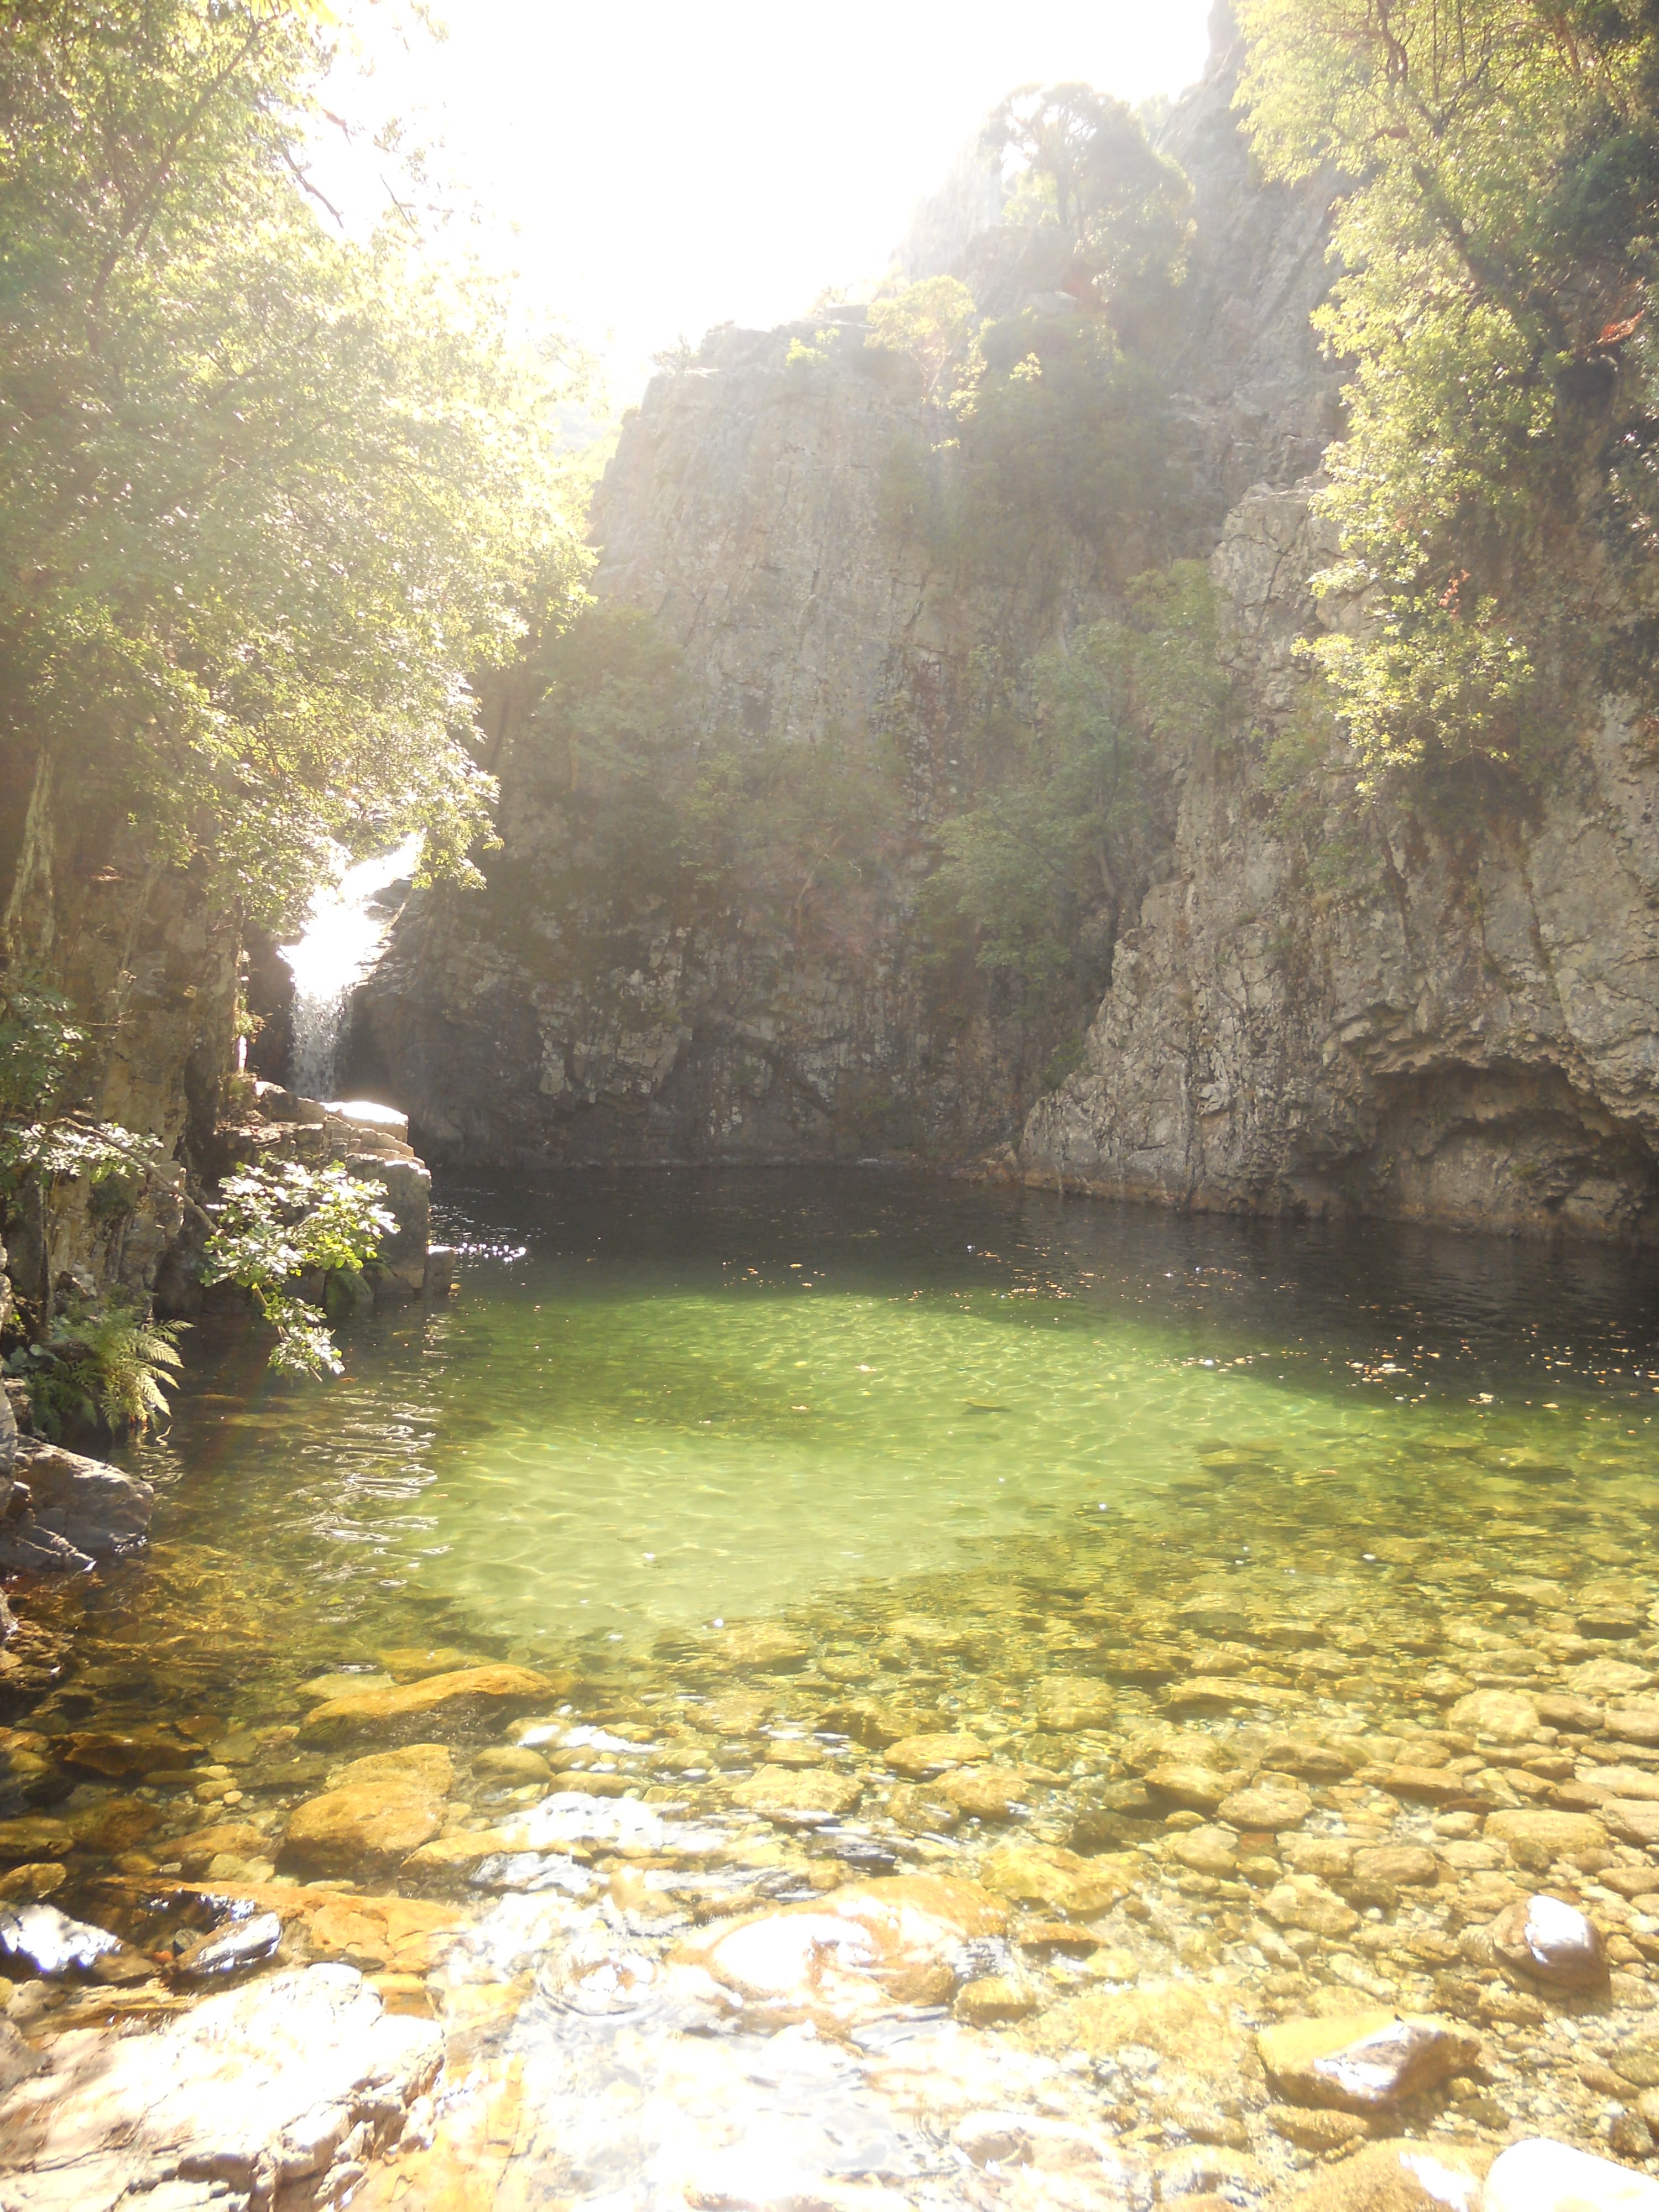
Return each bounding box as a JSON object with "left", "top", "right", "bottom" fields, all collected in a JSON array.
[{"left": 1487, "top": 2139, "right": 1659, "bottom": 2212}]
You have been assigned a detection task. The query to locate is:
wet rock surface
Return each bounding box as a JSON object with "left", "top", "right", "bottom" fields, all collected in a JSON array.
[{"left": 0, "top": 1963, "right": 441, "bottom": 2210}]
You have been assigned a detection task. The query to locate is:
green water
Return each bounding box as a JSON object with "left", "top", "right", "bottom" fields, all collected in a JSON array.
[
  {"left": 127, "top": 1169, "right": 1659, "bottom": 1662},
  {"left": 17, "top": 1172, "right": 1659, "bottom": 2206}
]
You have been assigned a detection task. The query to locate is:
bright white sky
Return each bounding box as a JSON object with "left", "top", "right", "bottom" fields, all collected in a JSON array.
[{"left": 334, "top": 1, "right": 1216, "bottom": 403}]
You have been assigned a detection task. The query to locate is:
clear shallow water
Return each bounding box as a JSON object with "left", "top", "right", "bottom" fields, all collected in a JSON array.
[
  {"left": 14, "top": 1173, "right": 1659, "bottom": 2207},
  {"left": 124, "top": 1169, "right": 1659, "bottom": 1663}
]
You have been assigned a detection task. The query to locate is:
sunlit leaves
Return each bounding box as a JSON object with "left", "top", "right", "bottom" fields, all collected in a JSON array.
[
  {"left": 1234, "top": 0, "right": 1659, "bottom": 793},
  {"left": 0, "top": 1, "right": 592, "bottom": 922},
  {"left": 201, "top": 1159, "right": 394, "bottom": 1375}
]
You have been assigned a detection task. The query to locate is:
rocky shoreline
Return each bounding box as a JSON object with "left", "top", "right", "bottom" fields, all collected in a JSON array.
[{"left": 4, "top": 1433, "right": 1659, "bottom": 2209}]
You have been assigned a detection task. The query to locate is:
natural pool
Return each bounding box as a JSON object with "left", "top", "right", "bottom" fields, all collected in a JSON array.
[
  {"left": 108, "top": 1170, "right": 1659, "bottom": 1654},
  {"left": 7, "top": 1172, "right": 1659, "bottom": 2209}
]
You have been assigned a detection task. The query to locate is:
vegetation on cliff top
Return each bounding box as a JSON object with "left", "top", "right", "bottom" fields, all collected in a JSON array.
[{"left": 1239, "top": 0, "right": 1659, "bottom": 799}]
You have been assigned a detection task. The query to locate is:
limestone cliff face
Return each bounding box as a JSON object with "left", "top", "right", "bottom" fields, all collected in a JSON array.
[
  {"left": 1021, "top": 482, "right": 1659, "bottom": 1241},
  {"left": 362, "top": 34, "right": 1341, "bottom": 1172},
  {"left": 363, "top": 320, "right": 1098, "bottom": 1166}
]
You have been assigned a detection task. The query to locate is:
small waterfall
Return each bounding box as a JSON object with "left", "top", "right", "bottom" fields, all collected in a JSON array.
[{"left": 280, "top": 841, "right": 417, "bottom": 1100}]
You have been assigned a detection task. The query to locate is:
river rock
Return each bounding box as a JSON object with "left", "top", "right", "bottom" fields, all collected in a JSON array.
[
  {"left": 0, "top": 1817, "right": 75, "bottom": 1863},
  {"left": 1168, "top": 1825, "right": 1240, "bottom": 1877},
  {"left": 1579, "top": 1765, "right": 1659, "bottom": 1804},
  {"left": 980, "top": 1842, "right": 1135, "bottom": 1916},
  {"left": 1036, "top": 1674, "right": 1115, "bottom": 1730},
  {"left": 707, "top": 1623, "right": 811, "bottom": 1671},
  {"left": 1166, "top": 1676, "right": 1300, "bottom": 1712},
  {"left": 1538, "top": 1696, "right": 1605, "bottom": 1734},
  {"left": 58, "top": 1728, "right": 191, "bottom": 1779},
  {"left": 11, "top": 1440, "right": 153, "bottom": 1557},
  {"left": 1450, "top": 1690, "right": 1541, "bottom": 1744},
  {"left": 1486, "top": 1808, "right": 1611, "bottom": 1868},
  {"left": 0, "top": 1898, "right": 143, "bottom": 1981},
  {"left": 1352, "top": 1844, "right": 1440, "bottom": 1891},
  {"left": 299, "top": 1670, "right": 397, "bottom": 1703},
  {"left": 278, "top": 1747, "right": 451, "bottom": 1879},
  {"left": 702, "top": 1691, "right": 774, "bottom": 1737},
  {"left": 472, "top": 1745, "right": 552, "bottom": 1783},
  {"left": 672, "top": 1874, "right": 1005, "bottom": 2030},
  {"left": 174, "top": 1910, "right": 285, "bottom": 1981},
  {"left": 1368, "top": 1764, "right": 1475, "bottom": 1807},
  {"left": 1261, "top": 1875, "right": 1361, "bottom": 1939},
  {"left": 763, "top": 1735, "right": 825, "bottom": 1767},
  {"left": 939, "top": 1764, "right": 1027, "bottom": 1819},
  {"left": 169, "top": 1822, "right": 270, "bottom": 1878},
  {"left": 1492, "top": 1895, "right": 1608, "bottom": 1990},
  {"left": 1026, "top": 1980, "right": 1251, "bottom": 2085},
  {"left": 1265, "top": 2106, "right": 1372, "bottom": 2151},
  {"left": 954, "top": 1974, "right": 1039, "bottom": 2025},
  {"left": 299, "top": 1663, "right": 552, "bottom": 1744},
  {"left": 1282, "top": 2141, "right": 1491, "bottom": 2212},
  {"left": 0, "top": 1865, "right": 66, "bottom": 1902},
  {"left": 728, "top": 1768, "right": 862, "bottom": 1823},
  {"left": 1486, "top": 2140, "right": 1659, "bottom": 2212},
  {"left": 1282, "top": 1833, "right": 1356, "bottom": 1880},
  {"left": 1218, "top": 1781, "right": 1313, "bottom": 1831},
  {"left": 1146, "top": 1761, "right": 1232, "bottom": 1812},
  {"left": 1259, "top": 2012, "right": 1481, "bottom": 2113},
  {"left": 1261, "top": 1735, "right": 1361, "bottom": 1783},
  {"left": 1608, "top": 1705, "right": 1659, "bottom": 1746},
  {"left": 0, "top": 1961, "right": 442, "bottom": 2205},
  {"left": 884, "top": 1731, "right": 987, "bottom": 1776},
  {"left": 1604, "top": 1799, "right": 1659, "bottom": 1848},
  {"left": 1568, "top": 1659, "right": 1655, "bottom": 1700}
]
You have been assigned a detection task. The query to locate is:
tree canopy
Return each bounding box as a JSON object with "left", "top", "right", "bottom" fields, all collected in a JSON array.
[
  {"left": 0, "top": 0, "right": 590, "bottom": 923},
  {"left": 1237, "top": 0, "right": 1659, "bottom": 792},
  {"left": 984, "top": 82, "right": 1192, "bottom": 299}
]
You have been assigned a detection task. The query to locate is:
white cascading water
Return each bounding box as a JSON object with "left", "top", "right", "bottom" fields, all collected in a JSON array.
[{"left": 280, "top": 840, "right": 419, "bottom": 1100}]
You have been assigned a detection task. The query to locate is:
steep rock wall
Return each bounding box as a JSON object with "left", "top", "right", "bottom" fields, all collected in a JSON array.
[
  {"left": 0, "top": 747, "right": 240, "bottom": 1313},
  {"left": 1020, "top": 483, "right": 1659, "bottom": 1240}
]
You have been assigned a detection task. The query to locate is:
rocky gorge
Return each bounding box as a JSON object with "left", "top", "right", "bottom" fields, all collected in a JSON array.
[
  {"left": 9, "top": 7, "right": 1659, "bottom": 2211},
  {"left": 350, "top": 15, "right": 1659, "bottom": 1248}
]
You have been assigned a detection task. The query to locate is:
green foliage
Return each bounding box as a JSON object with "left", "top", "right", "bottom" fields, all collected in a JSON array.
[
  {"left": 921, "top": 564, "right": 1224, "bottom": 986},
  {"left": 1236, "top": 0, "right": 1659, "bottom": 794},
  {"left": 0, "top": 982, "right": 82, "bottom": 1120},
  {"left": 867, "top": 276, "right": 979, "bottom": 395},
  {"left": 507, "top": 604, "right": 910, "bottom": 956},
  {"left": 984, "top": 82, "right": 1193, "bottom": 298},
  {"left": 0, "top": 978, "right": 166, "bottom": 1194},
  {"left": 684, "top": 727, "right": 910, "bottom": 948},
  {"left": 0, "top": 0, "right": 591, "bottom": 922},
  {"left": 949, "top": 315, "right": 1170, "bottom": 583},
  {"left": 201, "top": 1160, "right": 394, "bottom": 1378},
  {"left": 9, "top": 1294, "right": 185, "bottom": 1438}
]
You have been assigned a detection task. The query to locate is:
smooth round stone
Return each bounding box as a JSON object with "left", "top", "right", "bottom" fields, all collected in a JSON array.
[
  {"left": 1352, "top": 1843, "right": 1439, "bottom": 1888},
  {"left": 1449, "top": 1689, "right": 1540, "bottom": 1744},
  {"left": 763, "top": 1738, "right": 826, "bottom": 1769},
  {"left": 472, "top": 1746, "right": 552, "bottom": 1783},
  {"left": 1217, "top": 1782, "right": 1313, "bottom": 1832},
  {"left": 884, "top": 1733, "right": 987, "bottom": 1778},
  {"left": 1486, "top": 2139, "right": 1659, "bottom": 2212},
  {"left": 1492, "top": 1893, "right": 1608, "bottom": 1990}
]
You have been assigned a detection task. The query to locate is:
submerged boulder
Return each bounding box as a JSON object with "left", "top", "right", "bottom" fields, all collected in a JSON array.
[
  {"left": 299, "top": 1665, "right": 552, "bottom": 1744},
  {"left": 672, "top": 1874, "right": 1006, "bottom": 2031},
  {"left": 1259, "top": 2012, "right": 1481, "bottom": 2114}
]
